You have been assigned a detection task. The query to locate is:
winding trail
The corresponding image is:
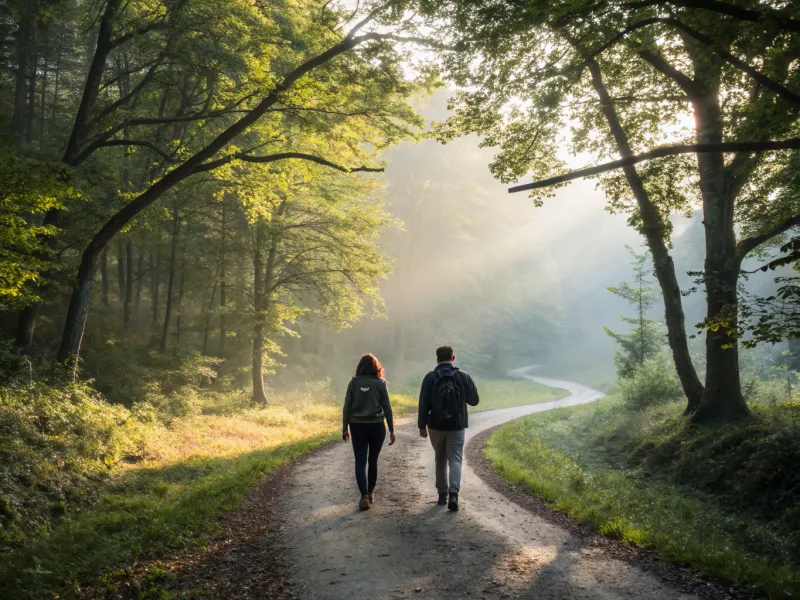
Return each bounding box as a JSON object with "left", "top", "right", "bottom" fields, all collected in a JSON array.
[{"left": 277, "top": 369, "right": 703, "bottom": 600}]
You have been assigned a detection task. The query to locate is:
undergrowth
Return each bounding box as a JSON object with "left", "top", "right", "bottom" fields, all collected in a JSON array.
[
  {"left": 486, "top": 394, "right": 800, "bottom": 598},
  {"left": 0, "top": 341, "right": 418, "bottom": 598}
]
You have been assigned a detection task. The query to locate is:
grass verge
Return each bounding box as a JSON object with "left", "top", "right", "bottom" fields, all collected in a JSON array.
[
  {"left": 485, "top": 396, "right": 800, "bottom": 599},
  {"left": 0, "top": 385, "right": 417, "bottom": 599}
]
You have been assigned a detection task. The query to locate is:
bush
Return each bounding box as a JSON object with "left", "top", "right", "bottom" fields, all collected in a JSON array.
[
  {"left": 0, "top": 378, "right": 146, "bottom": 552},
  {"left": 621, "top": 356, "right": 684, "bottom": 409},
  {"left": 81, "top": 339, "right": 219, "bottom": 417}
]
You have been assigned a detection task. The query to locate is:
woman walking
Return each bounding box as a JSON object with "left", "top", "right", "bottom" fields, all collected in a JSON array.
[{"left": 343, "top": 353, "right": 396, "bottom": 510}]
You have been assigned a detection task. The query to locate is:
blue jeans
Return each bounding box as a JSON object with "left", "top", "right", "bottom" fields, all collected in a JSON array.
[{"left": 349, "top": 422, "right": 386, "bottom": 495}]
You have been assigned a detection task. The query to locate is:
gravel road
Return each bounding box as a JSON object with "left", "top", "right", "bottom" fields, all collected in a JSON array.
[{"left": 277, "top": 369, "right": 703, "bottom": 600}]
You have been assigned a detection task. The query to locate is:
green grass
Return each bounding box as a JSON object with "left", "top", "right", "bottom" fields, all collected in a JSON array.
[
  {"left": 0, "top": 433, "right": 337, "bottom": 599},
  {"left": 393, "top": 375, "right": 569, "bottom": 411},
  {"left": 0, "top": 389, "right": 419, "bottom": 599},
  {"left": 0, "top": 372, "right": 562, "bottom": 599},
  {"left": 485, "top": 397, "right": 800, "bottom": 599}
]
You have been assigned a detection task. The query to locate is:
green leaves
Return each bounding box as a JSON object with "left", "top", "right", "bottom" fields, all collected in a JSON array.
[{"left": 0, "top": 152, "right": 76, "bottom": 309}]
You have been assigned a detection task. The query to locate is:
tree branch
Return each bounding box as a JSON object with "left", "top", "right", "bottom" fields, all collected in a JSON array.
[
  {"left": 93, "top": 57, "right": 165, "bottom": 124},
  {"left": 82, "top": 139, "right": 172, "bottom": 161},
  {"left": 508, "top": 138, "right": 800, "bottom": 193},
  {"left": 585, "top": 18, "right": 800, "bottom": 105},
  {"left": 737, "top": 214, "right": 800, "bottom": 260},
  {"left": 638, "top": 49, "right": 702, "bottom": 96},
  {"left": 192, "top": 151, "right": 384, "bottom": 174},
  {"left": 110, "top": 20, "right": 169, "bottom": 48},
  {"left": 623, "top": 0, "right": 800, "bottom": 31}
]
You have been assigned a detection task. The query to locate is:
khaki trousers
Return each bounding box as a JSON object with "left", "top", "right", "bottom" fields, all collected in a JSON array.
[{"left": 428, "top": 428, "right": 465, "bottom": 494}]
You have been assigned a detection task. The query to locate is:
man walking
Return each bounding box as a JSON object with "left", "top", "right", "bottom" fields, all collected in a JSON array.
[{"left": 418, "top": 345, "right": 479, "bottom": 511}]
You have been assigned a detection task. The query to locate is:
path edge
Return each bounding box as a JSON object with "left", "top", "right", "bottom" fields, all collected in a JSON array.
[{"left": 466, "top": 422, "right": 750, "bottom": 600}]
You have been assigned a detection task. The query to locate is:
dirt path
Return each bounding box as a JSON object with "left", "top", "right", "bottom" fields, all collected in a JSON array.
[{"left": 277, "top": 373, "right": 708, "bottom": 600}]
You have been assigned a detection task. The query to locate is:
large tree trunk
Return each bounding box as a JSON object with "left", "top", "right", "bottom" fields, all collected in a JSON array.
[
  {"left": 18, "top": 0, "right": 121, "bottom": 351},
  {"left": 252, "top": 225, "right": 267, "bottom": 404},
  {"left": 690, "top": 89, "right": 750, "bottom": 422},
  {"left": 57, "top": 252, "right": 97, "bottom": 363},
  {"left": 160, "top": 204, "right": 179, "bottom": 352},
  {"left": 586, "top": 58, "right": 704, "bottom": 408},
  {"left": 123, "top": 240, "right": 133, "bottom": 326},
  {"left": 100, "top": 246, "right": 110, "bottom": 306}
]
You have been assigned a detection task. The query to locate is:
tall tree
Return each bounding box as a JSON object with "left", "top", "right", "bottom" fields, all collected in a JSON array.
[
  {"left": 51, "top": 0, "right": 427, "bottom": 362},
  {"left": 425, "top": 0, "right": 800, "bottom": 420}
]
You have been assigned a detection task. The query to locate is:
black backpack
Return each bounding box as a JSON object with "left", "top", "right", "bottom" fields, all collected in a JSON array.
[{"left": 430, "top": 369, "right": 463, "bottom": 429}]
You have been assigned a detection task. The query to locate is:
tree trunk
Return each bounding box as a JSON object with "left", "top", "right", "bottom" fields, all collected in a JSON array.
[
  {"left": 219, "top": 199, "right": 227, "bottom": 355},
  {"left": 175, "top": 266, "right": 185, "bottom": 346},
  {"left": 50, "top": 40, "right": 61, "bottom": 126},
  {"left": 586, "top": 58, "right": 704, "bottom": 408},
  {"left": 57, "top": 251, "right": 98, "bottom": 364},
  {"left": 252, "top": 224, "right": 267, "bottom": 404},
  {"left": 39, "top": 45, "right": 48, "bottom": 149},
  {"left": 134, "top": 251, "right": 144, "bottom": 317},
  {"left": 690, "top": 89, "right": 750, "bottom": 422},
  {"left": 26, "top": 32, "right": 37, "bottom": 146},
  {"left": 202, "top": 279, "right": 218, "bottom": 355},
  {"left": 11, "top": 4, "right": 32, "bottom": 141},
  {"left": 150, "top": 251, "right": 160, "bottom": 337},
  {"left": 116, "top": 239, "right": 126, "bottom": 300},
  {"left": 160, "top": 204, "right": 179, "bottom": 352},
  {"left": 100, "top": 246, "right": 109, "bottom": 306},
  {"left": 123, "top": 239, "right": 133, "bottom": 326},
  {"left": 15, "top": 305, "right": 38, "bottom": 352}
]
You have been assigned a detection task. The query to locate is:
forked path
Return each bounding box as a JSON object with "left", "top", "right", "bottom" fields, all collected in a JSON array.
[{"left": 277, "top": 371, "right": 697, "bottom": 600}]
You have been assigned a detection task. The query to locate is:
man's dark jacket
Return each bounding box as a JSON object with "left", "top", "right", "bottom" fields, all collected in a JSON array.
[{"left": 417, "top": 363, "right": 479, "bottom": 430}]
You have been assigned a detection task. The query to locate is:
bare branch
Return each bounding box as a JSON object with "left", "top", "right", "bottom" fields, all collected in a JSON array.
[{"left": 508, "top": 138, "right": 800, "bottom": 193}]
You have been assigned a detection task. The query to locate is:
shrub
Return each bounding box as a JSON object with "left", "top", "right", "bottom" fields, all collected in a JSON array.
[
  {"left": 621, "top": 356, "right": 684, "bottom": 409},
  {"left": 81, "top": 339, "right": 219, "bottom": 417},
  {"left": 0, "top": 378, "right": 146, "bottom": 552}
]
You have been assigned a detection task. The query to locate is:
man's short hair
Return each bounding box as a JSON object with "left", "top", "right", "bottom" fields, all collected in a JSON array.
[{"left": 436, "top": 345, "right": 454, "bottom": 363}]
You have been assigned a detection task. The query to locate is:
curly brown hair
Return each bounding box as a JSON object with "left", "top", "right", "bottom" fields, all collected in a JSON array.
[{"left": 355, "top": 353, "right": 384, "bottom": 378}]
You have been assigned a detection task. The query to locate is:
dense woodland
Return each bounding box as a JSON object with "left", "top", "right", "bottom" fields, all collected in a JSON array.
[{"left": 0, "top": 0, "right": 799, "bottom": 596}]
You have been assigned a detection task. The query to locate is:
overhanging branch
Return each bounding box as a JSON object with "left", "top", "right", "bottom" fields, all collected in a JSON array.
[
  {"left": 623, "top": 0, "right": 800, "bottom": 31},
  {"left": 508, "top": 138, "right": 800, "bottom": 193},
  {"left": 192, "top": 151, "right": 384, "bottom": 174},
  {"left": 586, "top": 17, "right": 800, "bottom": 105},
  {"left": 737, "top": 215, "right": 800, "bottom": 260}
]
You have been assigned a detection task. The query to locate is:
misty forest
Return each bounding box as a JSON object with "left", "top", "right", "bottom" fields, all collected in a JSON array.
[{"left": 0, "top": 0, "right": 799, "bottom": 598}]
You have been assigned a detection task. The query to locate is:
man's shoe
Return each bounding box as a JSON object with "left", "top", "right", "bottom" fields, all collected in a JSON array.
[
  {"left": 368, "top": 492, "right": 375, "bottom": 504},
  {"left": 448, "top": 493, "right": 459, "bottom": 511},
  {"left": 437, "top": 493, "right": 447, "bottom": 506},
  {"left": 359, "top": 494, "right": 370, "bottom": 511}
]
